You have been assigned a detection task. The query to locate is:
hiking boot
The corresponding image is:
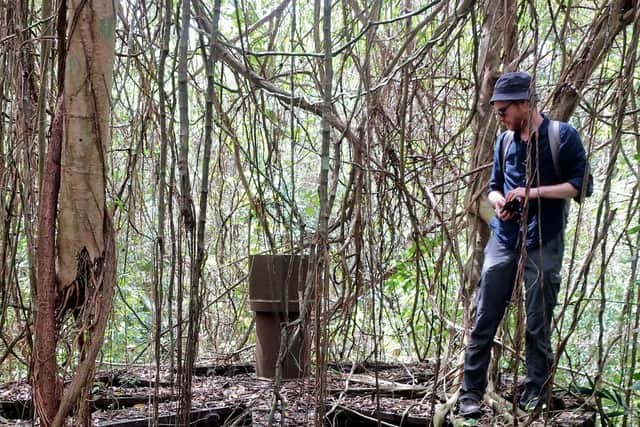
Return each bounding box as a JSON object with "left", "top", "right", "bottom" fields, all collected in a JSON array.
[
  {"left": 458, "top": 396, "right": 482, "bottom": 418},
  {"left": 519, "top": 388, "right": 545, "bottom": 412}
]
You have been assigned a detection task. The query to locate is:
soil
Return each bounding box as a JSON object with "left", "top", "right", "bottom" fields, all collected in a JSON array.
[{"left": 0, "top": 362, "right": 595, "bottom": 426}]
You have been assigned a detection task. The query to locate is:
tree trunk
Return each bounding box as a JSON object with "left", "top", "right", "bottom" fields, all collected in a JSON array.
[
  {"left": 176, "top": 0, "right": 196, "bottom": 423},
  {"left": 463, "top": 0, "right": 516, "bottom": 328},
  {"left": 550, "top": 0, "right": 634, "bottom": 120},
  {"left": 315, "top": 0, "right": 333, "bottom": 424},
  {"left": 58, "top": 0, "right": 115, "bottom": 293},
  {"left": 33, "top": 98, "right": 63, "bottom": 427},
  {"left": 36, "top": 0, "right": 54, "bottom": 190},
  {"left": 48, "top": 0, "right": 116, "bottom": 424},
  {"left": 177, "top": 0, "right": 195, "bottom": 231},
  {"left": 152, "top": 0, "right": 173, "bottom": 420},
  {"left": 31, "top": 0, "right": 63, "bottom": 423}
]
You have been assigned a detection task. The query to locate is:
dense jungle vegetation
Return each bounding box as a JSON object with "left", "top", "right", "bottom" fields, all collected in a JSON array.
[{"left": 0, "top": 0, "right": 639, "bottom": 424}]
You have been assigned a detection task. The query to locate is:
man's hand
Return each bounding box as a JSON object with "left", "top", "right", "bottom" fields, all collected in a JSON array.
[
  {"left": 506, "top": 183, "right": 579, "bottom": 201},
  {"left": 505, "top": 187, "right": 528, "bottom": 203},
  {"left": 489, "top": 191, "right": 513, "bottom": 221}
]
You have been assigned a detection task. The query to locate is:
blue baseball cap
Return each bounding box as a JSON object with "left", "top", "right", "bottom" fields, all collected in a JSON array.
[{"left": 489, "top": 72, "right": 537, "bottom": 104}]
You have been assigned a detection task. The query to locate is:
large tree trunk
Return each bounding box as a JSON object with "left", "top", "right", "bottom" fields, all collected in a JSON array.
[
  {"left": 57, "top": 0, "right": 115, "bottom": 292},
  {"left": 35, "top": 0, "right": 116, "bottom": 425},
  {"left": 463, "top": 0, "right": 517, "bottom": 328}
]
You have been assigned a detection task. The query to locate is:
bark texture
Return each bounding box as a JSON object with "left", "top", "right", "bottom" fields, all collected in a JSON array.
[
  {"left": 58, "top": 0, "right": 115, "bottom": 291},
  {"left": 50, "top": 0, "right": 116, "bottom": 425},
  {"left": 33, "top": 97, "right": 64, "bottom": 427},
  {"left": 463, "top": 0, "right": 517, "bottom": 318}
]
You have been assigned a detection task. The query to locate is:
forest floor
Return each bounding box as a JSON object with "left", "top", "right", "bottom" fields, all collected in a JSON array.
[{"left": 0, "top": 361, "right": 596, "bottom": 426}]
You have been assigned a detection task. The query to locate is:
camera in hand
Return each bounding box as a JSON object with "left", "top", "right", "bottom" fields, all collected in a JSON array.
[{"left": 501, "top": 199, "right": 521, "bottom": 219}]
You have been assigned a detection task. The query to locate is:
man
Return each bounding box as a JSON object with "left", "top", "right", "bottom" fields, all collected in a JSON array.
[{"left": 458, "top": 72, "right": 593, "bottom": 417}]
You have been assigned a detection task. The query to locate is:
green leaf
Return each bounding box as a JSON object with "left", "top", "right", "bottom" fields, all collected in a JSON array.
[
  {"left": 627, "top": 225, "right": 640, "bottom": 235},
  {"left": 140, "top": 259, "right": 153, "bottom": 273},
  {"left": 604, "top": 409, "right": 627, "bottom": 419}
]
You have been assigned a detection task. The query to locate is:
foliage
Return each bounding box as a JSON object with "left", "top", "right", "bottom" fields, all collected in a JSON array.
[{"left": 0, "top": 0, "right": 639, "bottom": 424}]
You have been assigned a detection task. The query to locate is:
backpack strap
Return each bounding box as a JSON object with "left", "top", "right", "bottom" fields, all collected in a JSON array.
[
  {"left": 547, "top": 121, "right": 571, "bottom": 220},
  {"left": 548, "top": 120, "right": 561, "bottom": 178},
  {"left": 501, "top": 130, "right": 514, "bottom": 174},
  {"left": 502, "top": 121, "right": 561, "bottom": 178}
]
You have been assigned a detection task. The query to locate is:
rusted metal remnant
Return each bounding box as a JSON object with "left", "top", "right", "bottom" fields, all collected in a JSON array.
[{"left": 249, "top": 255, "right": 309, "bottom": 379}]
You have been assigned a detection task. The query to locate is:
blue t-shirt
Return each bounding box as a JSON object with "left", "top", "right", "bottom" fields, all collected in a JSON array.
[{"left": 488, "top": 115, "right": 593, "bottom": 249}]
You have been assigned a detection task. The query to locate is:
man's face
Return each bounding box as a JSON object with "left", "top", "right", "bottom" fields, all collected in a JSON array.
[{"left": 493, "top": 100, "right": 529, "bottom": 131}]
